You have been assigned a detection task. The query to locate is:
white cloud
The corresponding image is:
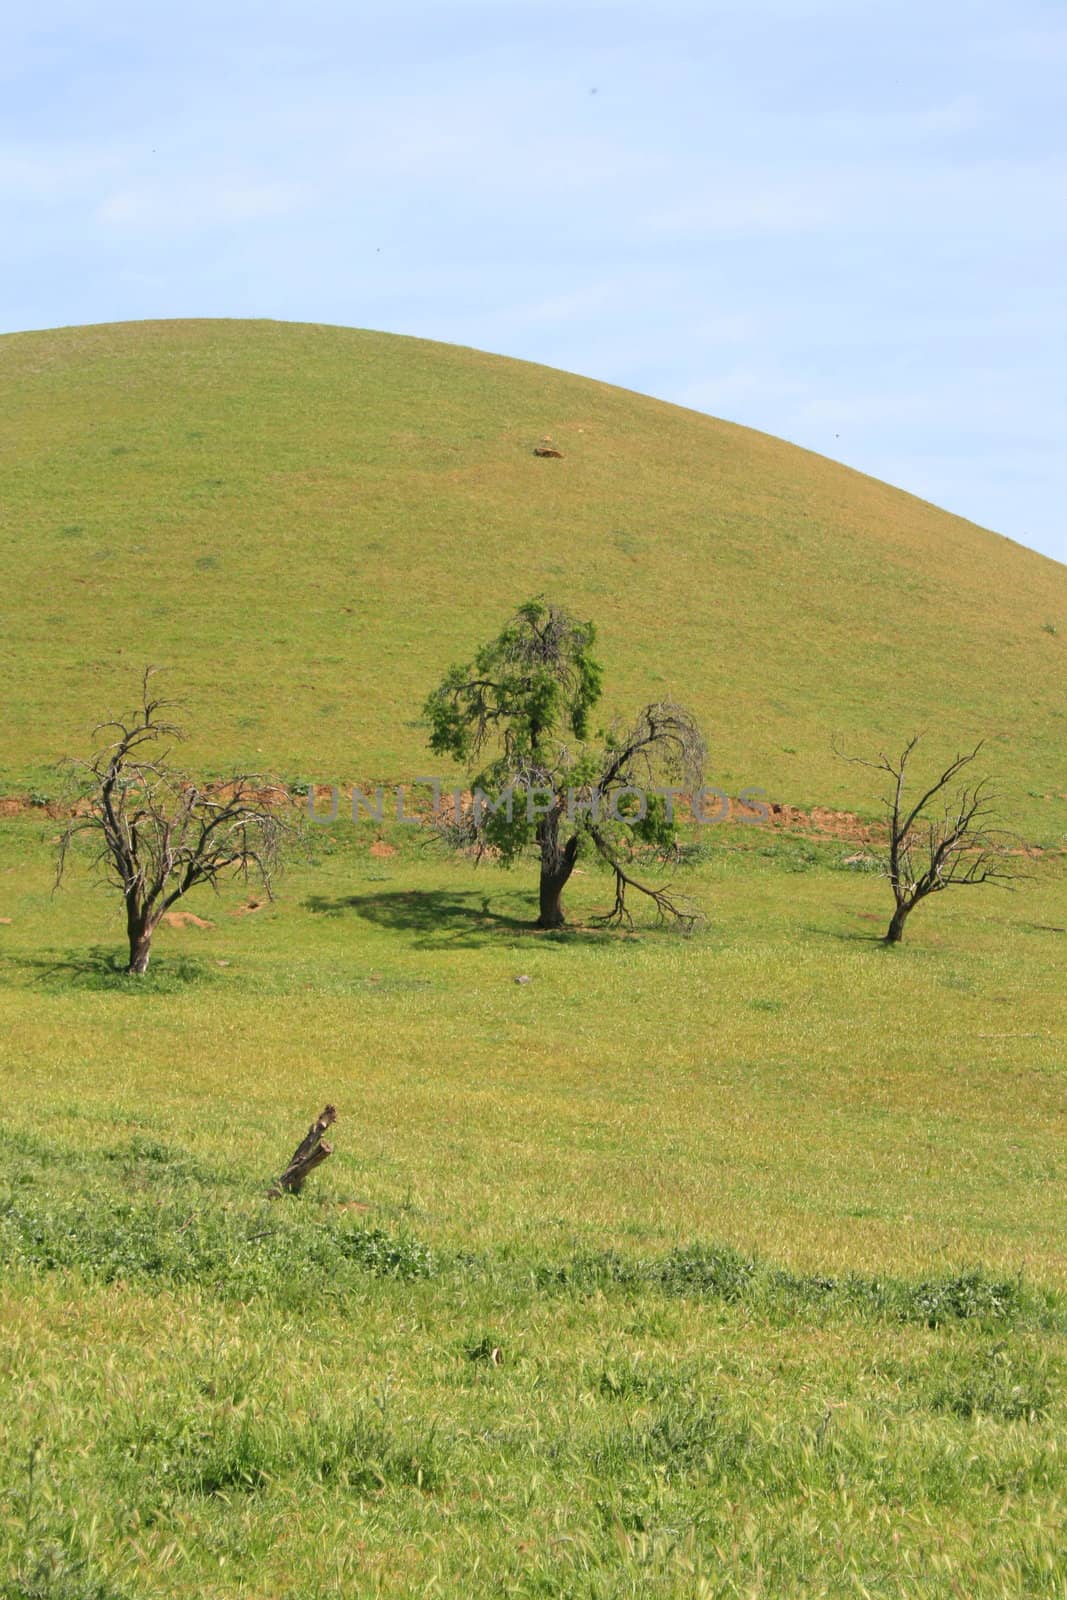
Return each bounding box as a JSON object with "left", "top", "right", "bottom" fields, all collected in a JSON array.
[
  {"left": 969, "top": 24, "right": 1067, "bottom": 64},
  {"left": 814, "top": 95, "right": 983, "bottom": 143},
  {"left": 689, "top": 313, "right": 756, "bottom": 343},
  {"left": 674, "top": 367, "right": 813, "bottom": 416},
  {"left": 646, "top": 179, "right": 835, "bottom": 236},
  {"left": 0, "top": 144, "right": 120, "bottom": 193},
  {"left": 644, "top": 158, "right": 1067, "bottom": 239},
  {"left": 96, "top": 178, "right": 302, "bottom": 231}
]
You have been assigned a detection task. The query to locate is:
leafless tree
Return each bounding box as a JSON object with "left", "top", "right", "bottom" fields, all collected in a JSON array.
[
  {"left": 56, "top": 671, "right": 288, "bottom": 974},
  {"left": 583, "top": 702, "right": 706, "bottom": 932},
  {"left": 834, "top": 734, "right": 1022, "bottom": 943}
]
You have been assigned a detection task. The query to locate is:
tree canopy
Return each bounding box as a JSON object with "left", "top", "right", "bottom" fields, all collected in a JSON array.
[{"left": 424, "top": 599, "right": 705, "bottom": 928}]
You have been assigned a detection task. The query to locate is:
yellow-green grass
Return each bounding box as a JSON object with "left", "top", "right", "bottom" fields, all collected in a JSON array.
[
  {"left": 1, "top": 319, "right": 1065, "bottom": 843},
  {"left": 1, "top": 819, "right": 1064, "bottom": 1596},
  {"left": 2, "top": 319, "right": 1066, "bottom": 1594},
  {"left": 2, "top": 820, "right": 1063, "bottom": 1279}
]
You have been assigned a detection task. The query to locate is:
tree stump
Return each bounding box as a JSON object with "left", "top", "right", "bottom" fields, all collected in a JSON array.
[{"left": 268, "top": 1104, "right": 337, "bottom": 1197}]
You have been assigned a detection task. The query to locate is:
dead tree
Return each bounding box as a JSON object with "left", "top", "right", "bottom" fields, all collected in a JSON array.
[
  {"left": 834, "top": 734, "right": 1021, "bottom": 943},
  {"left": 268, "top": 1105, "right": 337, "bottom": 1197},
  {"left": 55, "top": 670, "right": 288, "bottom": 974},
  {"left": 584, "top": 701, "right": 705, "bottom": 931}
]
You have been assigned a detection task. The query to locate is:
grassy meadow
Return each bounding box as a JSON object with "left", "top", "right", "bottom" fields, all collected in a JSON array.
[
  {"left": 0, "top": 319, "right": 1065, "bottom": 1596},
  {"left": 1, "top": 811, "right": 1065, "bottom": 1597}
]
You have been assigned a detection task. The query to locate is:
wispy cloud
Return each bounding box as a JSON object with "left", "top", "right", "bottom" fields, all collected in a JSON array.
[
  {"left": 814, "top": 95, "right": 983, "bottom": 143},
  {"left": 97, "top": 178, "right": 302, "bottom": 231},
  {"left": 969, "top": 23, "right": 1067, "bottom": 64},
  {"left": 0, "top": 143, "right": 121, "bottom": 193},
  {"left": 644, "top": 158, "right": 1067, "bottom": 240}
]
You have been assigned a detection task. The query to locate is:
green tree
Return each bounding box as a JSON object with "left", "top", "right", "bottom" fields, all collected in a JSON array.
[{"left": 424, "top": 599, "right": 705, "bottom": 929}]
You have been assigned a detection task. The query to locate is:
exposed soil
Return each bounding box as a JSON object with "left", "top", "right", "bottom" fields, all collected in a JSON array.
[
  {"left": 160, "top": 911, "right": 215, "bottom": 930},
  {"left": 2, "top": 783, "right": 1061, "bottom": 855},
  {"left": 765, "top": 800, "right": 882, "bottom": 843},
  {"left": 230, "top": 899, "right": 266, "bottom": 917}
]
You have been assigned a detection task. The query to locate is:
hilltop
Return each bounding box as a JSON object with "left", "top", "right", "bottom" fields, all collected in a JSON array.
[{"left": 1, "top": 319, "right": 1063, "bottom": 833}]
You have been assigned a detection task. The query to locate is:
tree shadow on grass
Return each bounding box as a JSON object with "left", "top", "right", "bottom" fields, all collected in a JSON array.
[
  {"left": 804, "top": 925, "right": 889, "bottom": 945},
  {"left": 304, "top": 889, "right": 616, "bottom": 950},
  {"left": 1, "top": 945, "right": 217, "bottom": 992}
]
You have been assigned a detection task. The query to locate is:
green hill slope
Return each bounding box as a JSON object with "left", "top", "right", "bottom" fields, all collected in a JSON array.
[{"left": 1, "top": 318, "right": 1063, "bottom": 833}]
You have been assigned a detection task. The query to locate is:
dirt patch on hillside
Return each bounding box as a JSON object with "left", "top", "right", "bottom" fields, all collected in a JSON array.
[
  {"left": 766, "top": 801, "right": 881, "bottom": 843},
  {"left": 3, "top": 783, "right": 1062, "bottom": 856},
  {"left": 230, "top": 899, "right": 266, "bottom": 917},
  {"left": 160, "top": 911, "right": 215, "bottom": 930},
  {"left": 210, "top": 781, "right": 289, "bottom": 807}
]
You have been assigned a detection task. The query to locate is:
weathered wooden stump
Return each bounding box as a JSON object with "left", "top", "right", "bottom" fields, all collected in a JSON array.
[{"left": 268, "top": 1104, "right": 337, "bottom": 1197}]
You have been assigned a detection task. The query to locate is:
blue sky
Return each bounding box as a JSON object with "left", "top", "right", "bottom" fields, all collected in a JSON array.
[{"left": 3, "top": 0, "right": 1065, "bottom": 564}]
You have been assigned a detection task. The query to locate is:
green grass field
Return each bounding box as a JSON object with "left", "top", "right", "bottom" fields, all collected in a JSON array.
[
  {"left": 1, "top": 813, "right": 1064, "bottom": 1597},
  {"left": 1, "top": 320, "right": 1065, "bottom": 1596}
]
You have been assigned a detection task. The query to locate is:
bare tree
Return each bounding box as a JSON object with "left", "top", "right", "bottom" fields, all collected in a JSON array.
[
  {"left": 56, "top": 671, "right": 288, "bottom": 974},
  {"left": 584, "top": 702, "right": 705, "bottom": 931},
  {"left": 834, "top": 734, "right": 1021, "bottom": 943}
]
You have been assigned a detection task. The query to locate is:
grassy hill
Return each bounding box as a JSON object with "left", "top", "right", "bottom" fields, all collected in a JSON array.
[
  {"left": 2, "top": 319, "right": 1066, "bottom": 1596},
  {"left": 1, "top": 318, "right": 1064, "bottom": 836}
]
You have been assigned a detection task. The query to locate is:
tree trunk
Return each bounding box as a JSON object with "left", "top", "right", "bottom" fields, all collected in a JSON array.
[
  {"left": 537, "top": 866, "right": 569, "bottom": 928},
  {"left": 885, "top": 902, "right": 910, "bottom": 944},
  {"left": 536, "top": 831, "right": 578, "bottom": 929},
  {"left": 126, "top": 903, "right": 153, "bottom": 974}
]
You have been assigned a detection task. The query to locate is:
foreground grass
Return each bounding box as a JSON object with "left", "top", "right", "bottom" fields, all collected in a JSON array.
[
  {"left": 1, "top": 821, "right": 1064, "bottom": 1595},
  {"left": 2, "top": 1238, "right": 1064, "bottom": 1597}
]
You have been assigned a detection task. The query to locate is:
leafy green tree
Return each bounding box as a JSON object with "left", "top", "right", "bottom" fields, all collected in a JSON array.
[{"left": 424, "top": 599, "right": 705, "bottom": 928}]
